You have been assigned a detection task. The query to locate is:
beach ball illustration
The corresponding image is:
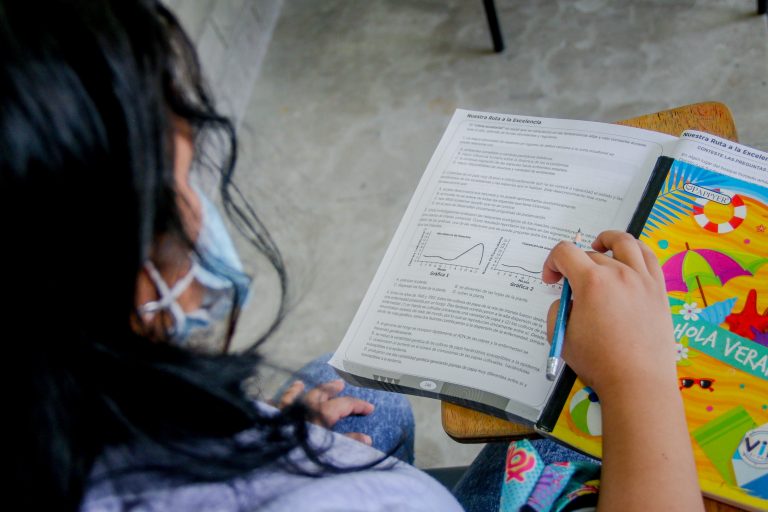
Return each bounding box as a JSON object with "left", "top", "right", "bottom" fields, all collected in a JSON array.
[{"left": 569, "top": 386, "right": 602, "bottom": 436}]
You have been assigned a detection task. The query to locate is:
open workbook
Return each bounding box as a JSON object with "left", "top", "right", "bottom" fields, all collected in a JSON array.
[{"left": 330, "top": 109, "right": 768, "bottom": 509}]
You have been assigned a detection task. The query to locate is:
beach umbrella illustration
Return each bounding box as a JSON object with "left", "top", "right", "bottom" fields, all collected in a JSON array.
[{"left": 661, "top": 243, "right": 767, "bottom": 307}]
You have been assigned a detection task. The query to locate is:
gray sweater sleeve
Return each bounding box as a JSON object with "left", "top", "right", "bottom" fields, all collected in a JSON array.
[{"left": 82, "top": 420, "right": 463, "bottom": 512}]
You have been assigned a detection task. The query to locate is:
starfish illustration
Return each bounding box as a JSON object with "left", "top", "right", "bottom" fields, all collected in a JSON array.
[
  {"left": 757, "top": 224, "right": 766, "bottom": 233},
  {"left": 725, "top": 289, "right": 768, "bottom": 340}
]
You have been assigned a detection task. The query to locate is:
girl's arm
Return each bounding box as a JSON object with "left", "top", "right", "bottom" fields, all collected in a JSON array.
[{"left": 543, "top": 230, "right": 704, "bottom": 512}]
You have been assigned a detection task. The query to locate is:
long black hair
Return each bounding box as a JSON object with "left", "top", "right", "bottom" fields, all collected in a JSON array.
[{"left": 1, "top": 1, "right": 335, "bottom": 509}]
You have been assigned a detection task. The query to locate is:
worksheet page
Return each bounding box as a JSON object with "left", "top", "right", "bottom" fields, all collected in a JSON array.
[
  {"left": 332, "top": 110, "right": 677, "bottom": 421},
  {"left": 672, "top": 130, "right": 768, "bottom": 187}
]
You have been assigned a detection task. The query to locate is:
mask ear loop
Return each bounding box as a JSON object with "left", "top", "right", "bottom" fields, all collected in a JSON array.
[{"left": 139, "top": 260, "right": 198, "bottom": 338}]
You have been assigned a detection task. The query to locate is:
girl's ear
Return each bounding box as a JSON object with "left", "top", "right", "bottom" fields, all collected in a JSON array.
[{"left": 172, "top": 120, "right": 202, "bottom": 243}]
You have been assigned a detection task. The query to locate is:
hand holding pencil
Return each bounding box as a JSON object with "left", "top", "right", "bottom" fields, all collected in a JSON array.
[
  {"left": 541, "top": 230, "right": 676, "bottom": 395},
  {"left": 541, "top": 234, "right": 704, "bottom": 511}
]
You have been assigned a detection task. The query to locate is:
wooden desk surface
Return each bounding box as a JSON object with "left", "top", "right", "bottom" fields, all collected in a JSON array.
[{"left": 440, "top": 102, "right": 742, "bottom": 511}]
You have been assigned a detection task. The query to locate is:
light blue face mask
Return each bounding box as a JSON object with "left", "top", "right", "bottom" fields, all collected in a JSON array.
[{"left": 139, "top": 187, "right": 252, "bottom": 347}]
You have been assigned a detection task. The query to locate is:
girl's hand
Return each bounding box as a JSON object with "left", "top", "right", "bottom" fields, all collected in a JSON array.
[
  {"left": 543, "top": 230, "right": 704, "bottom": 511},
  {"left": 542, "top": 230, "right": 677, "bottom": 398},
  {"left": 278, "top": 379, "right": 375, "bottom": 446}
]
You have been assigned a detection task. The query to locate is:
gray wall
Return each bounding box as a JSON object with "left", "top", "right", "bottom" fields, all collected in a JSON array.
[{"left": 164, "top": 0, "right": 283, "bottom": 126}]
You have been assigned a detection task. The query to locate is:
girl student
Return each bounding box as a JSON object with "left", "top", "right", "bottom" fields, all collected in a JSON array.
[{"left": 3, "top": 1, "right": 702, "bottom": 510}]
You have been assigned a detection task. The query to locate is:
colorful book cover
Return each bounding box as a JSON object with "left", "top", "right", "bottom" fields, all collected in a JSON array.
[{"left": 550, "top": 160, "right": 768, "bottom": 509}]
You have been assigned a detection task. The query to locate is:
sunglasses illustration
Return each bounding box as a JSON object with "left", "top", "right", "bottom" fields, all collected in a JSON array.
[{"left": 678, "top": 377, "right": 715, "bottom": 391}]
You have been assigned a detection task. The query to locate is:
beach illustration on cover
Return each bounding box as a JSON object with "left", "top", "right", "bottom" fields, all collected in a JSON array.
[{"left": 551, "top": 161, "right": 768, "bottom": 507}]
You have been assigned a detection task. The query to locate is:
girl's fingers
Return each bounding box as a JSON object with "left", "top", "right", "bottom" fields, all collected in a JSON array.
[
  {"left": 583, "top": 249, "right": 630, "bottom": 271},
  {"left": 278, "top": 380, "right": 305, "bottom": 408},
  {"left": 304, "top": 379, "right": 345, "bottom": 404},
  {"left": 542, "top": 240, "right": 596, "bottom": 284},
  {"left": 318, "top": 396, "right": 375, "bottom": 426},
  {"left": 546, "top": 300, "right": 562, "bottom": 342},
  {"left": 591, "top": 230, "right": 647, "bottom": 273},
  {"left": 344, "top": 432, "right": 373, "bottom": 446},
  {"left": 637, "top": 239, "right": 665, "bottom": 283}
]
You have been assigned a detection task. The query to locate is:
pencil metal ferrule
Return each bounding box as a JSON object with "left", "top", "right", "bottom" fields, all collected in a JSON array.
[{"left": 546, "top": 357, "right": 563, "bottom": 381}]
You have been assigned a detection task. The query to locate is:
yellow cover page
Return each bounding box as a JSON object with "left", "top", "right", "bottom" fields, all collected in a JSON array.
[{"left": 551, "top": 160, "right": 768, "bottom": 510}]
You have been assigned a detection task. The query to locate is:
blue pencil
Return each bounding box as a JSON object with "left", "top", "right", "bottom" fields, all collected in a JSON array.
[{"left": 546, "top": 229, "right": 582, "bottom": 381}]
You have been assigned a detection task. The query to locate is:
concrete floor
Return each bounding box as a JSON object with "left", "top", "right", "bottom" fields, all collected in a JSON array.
[{"left": 221, "top": 0, "right": 768, "bottom": 469}]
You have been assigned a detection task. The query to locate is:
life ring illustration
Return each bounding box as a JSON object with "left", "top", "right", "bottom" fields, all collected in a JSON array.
[{"left": 692, "top": 189, "right": 746, "bottom": 234}]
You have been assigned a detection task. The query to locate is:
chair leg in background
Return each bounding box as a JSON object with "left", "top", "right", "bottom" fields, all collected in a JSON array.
[{"left": 482, "top": 0, "right": 505, "bottom": 52}]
